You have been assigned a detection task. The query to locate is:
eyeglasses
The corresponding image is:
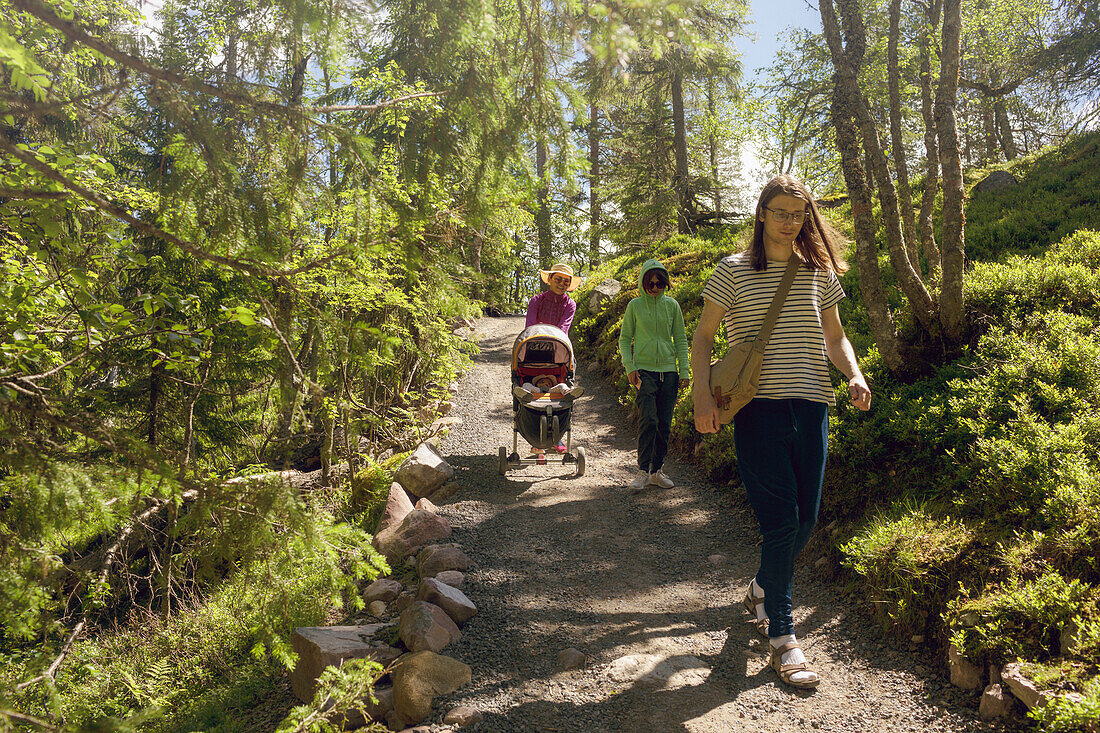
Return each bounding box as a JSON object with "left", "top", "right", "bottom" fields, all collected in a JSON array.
[
  {"left": 550, "top": 276, "right": 571, "bottom": 286},
  {"left": 764, "top": 207, "right": 808, "bottom": 224},
  {"left": 645, "top": 280, "right": 666, "bottom": 290}
]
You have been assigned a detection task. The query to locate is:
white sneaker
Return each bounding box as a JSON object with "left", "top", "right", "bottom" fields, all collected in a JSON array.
[
  {"left": 647, "top": 470, "right": 674, "bottom": 489},
  {"left": 628, "top": 470, "right": 649, "bottom": 491}
]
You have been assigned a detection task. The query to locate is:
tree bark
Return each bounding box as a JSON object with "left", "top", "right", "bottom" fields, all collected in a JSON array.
[
  {"left": 707, "top": 79, "right": 722, "bottom": 216},
  {"left": 935, "top": 0, "right": 967, "bottom": 343},
  {"left": 535, "top": 137, "right": 552, "bottom": 270},
  {"left": 836, "top": 0, "right": 936, "bottom": 333},
  {"left": 588, "top": 102, "right": 601, "bottom": 267},
  {"left": 820, "top": 0, "right": 905, "bottom": 372},
  {"left": 888, "top": 0, "right": 921, "bottom": 270},
  {"left": 918, "top": 0, "right": 943, "bottom": 274},
  {"left": 671, "top": 68, "right": 694, "bottom": 235}
]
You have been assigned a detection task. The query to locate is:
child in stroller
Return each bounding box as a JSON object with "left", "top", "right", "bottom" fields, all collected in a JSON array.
[
  {"left": 498, "top": 324, "right": 587, "bottom": 475},
  {"left": 513, "top": 374, "right": 585, "bottom": 404}
]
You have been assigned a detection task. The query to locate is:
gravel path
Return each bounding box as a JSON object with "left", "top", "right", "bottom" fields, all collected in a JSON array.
[{"left": 433, "top": 315, "right": 1000, "bottom": 733}]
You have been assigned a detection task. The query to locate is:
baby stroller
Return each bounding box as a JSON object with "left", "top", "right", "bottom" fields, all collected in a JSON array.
[{"left": 499, "top": 324, "right": 586, "bottom": 475}]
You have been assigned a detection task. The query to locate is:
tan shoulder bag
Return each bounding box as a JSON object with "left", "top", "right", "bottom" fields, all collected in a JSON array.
[{"left": 709, "top": 256, "right": 801, "bottom": 425}]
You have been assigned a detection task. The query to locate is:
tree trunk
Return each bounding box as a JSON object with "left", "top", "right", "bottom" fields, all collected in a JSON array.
[
  {"left": 820, "top": 0, "right": 905, "bottom": 372},
  {"left": 671, "top": 69, "right": 693, "bottom": 235},
  {"left": 918, "top": 0, "right": 943, "bottom": 275},
  {"left": 588, "top": 102, "right": 601, "bottom": 267},
  {"left": 707, "top": 79, "right": 722, "bottom": 216},
  {"left": 148, "top": 360, "right": 163, "bottom": 447},
  {"left": 535, "top": 137, "right": 552, "bottom": 270},
  {"left": 936, "top": 0, "right": 967, "bottom": 343},
  {"left": 888, "top": 0, "right": 921, "bottom": 271},
  {"left": 836, "top": 0, "right": 936, "bottom": 332}
]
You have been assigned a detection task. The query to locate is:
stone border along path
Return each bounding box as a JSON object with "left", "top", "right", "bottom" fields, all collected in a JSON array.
[{"left": 420, "top": 315, "right": 1008, "bottom": 733}]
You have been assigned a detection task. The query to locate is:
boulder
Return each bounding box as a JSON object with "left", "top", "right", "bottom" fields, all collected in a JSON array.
[
  {"left": 948, "top": 642, "right": 983, "bottom": 690},
  {"left": 417, "top": 544, "right": 471, "bottom": 578},
  {"left": 1002, "top": 662, "right": 1043, "bottom": 709},
  {"left": 414, "top": 497, "right": 438, "bottom": 513},
  {"left": 394, "top": 443, "right": 454, "bottom": 499},
  {"left": 327, "top": 686, "right": 393, "bottom": 729},
  {"left": 378, "top": 482, "right": 414, "bottom": 533},
  {"left": 588, "top": 279, "right": 622, "bottom": 311},
  {"left": 416, "top": 578, "right": 477, "bottom": 626},
  {"left": 398, "top": 601, "right": 461, "bottom": 653},
  {"left": 373, "top": 509, "right": 452, "bottom": 563},
  {"left": 363, "top": 578, "right": 403, "bottom": 606},
  {"left": 289, "top": 625, "right": 402, "bottom": 702},
  {"left": 444, "top": 705, "right": 484, "bottom": 726},
  {"left": 557, "top": 647, "right": 586, "bottom": 671},
  {"left": 392, "top": 589, "right": 416, "bottom": 614},
  {"left": 979, "top": 683, "right": 1013, "bottom": 720},
  {"left": 367, "top": 600, "right": 388, "bottom": 618},
  {"left": 391, "top": 651, "right": 472, "bottom": 725},
  {"left": 605, "top": 653, "right": 711, "bottom": 689},
  {"left": 973, "top": 170, "right": 1019, "bottom": 194},
  {"left": 434, "top": 570, "right": 465, "bottom": 588}
]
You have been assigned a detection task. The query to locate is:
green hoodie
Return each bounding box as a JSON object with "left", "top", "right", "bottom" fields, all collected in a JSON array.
[{"left": 619, "top": 259, "right": 690, "bottom": 378}]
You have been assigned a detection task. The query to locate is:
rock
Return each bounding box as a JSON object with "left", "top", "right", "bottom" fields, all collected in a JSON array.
[
  {"left": 979, "top": 683, "right": 1013, "bottom": 720},
  {"left": 1002, "top": 662, "right": 1043, "bottom": 709},
  {"left": 813, "top": 556, "right": 828, "bottom": 569},
  {"left": 973, "top": 170, "right": 1019, "bottom": 194},
  {"left": 434, "top": 570, "right": 465, "bottom": 588},
  {"left": 378, "top": 482, "right": 415, "bottom": 533},
  {"left": 911, "top": 635, "right": 925, "bottom": 644},
  {"left": 948, "top": 642, "right": 983, "bottom": 690},
  {"left": 398, "top": 601, "right": 461, "bottom": 653},
  {"left": 417, "top": 578, "right": 477, "bottom": 626},
  {"left": 706, "top": 554, "right": 728, "bottom": 566},
  {"left": 289, "top": 625, "right": 402, "bottom": 702},
  {"left": 605, "top": 653, "right": 711, "bottom": 688},
  {"left": 394, "top": 443, "right": 454, "bottom": 499},
  {"left": 414, "top": 497, "right": 438, "bottom": 513},
  {"left": 368, "top": 600, "right": 388, "bottom": 617},
  {"left": 363, "top": 578, "right": 403, "bottom": 606},
  {"left": 444, "top": 705, "right": 484, "bottom": 726},
  {"left": 557, "top": 648, "right": 586, "bottom": 671},
  {"left": 373, "top": 509, "right": 452, "bottom": 563},
  {"left": 587, "top": 278, "right": 622, "bottom": 311},
  {"left": 328, "top": 686, "right": 393, "bottom": 729},
  {"left": 392, "top": 589, "right": 416, "bottom": 614},
  {"left": 391, "top": 651, "right": 472, "bottom": 725},
  {"left": 429, "top": 481, "right": 461, "bottom": 502},
  {"left": 418, "top": 544, "right": 472, "bottom": 578}
]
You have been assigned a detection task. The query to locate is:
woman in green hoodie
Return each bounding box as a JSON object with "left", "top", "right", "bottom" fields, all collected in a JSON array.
[{"left": 619, "top": 259, "right": 691, "bottom": 490}]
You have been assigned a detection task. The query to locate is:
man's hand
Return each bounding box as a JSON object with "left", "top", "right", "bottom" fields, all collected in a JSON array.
[
  {"left": 848, "top": 374, "right": 872, "bottom": 411},
  {"left": 628, "top": 370, "right": 641, "bottom": 389},
  {"left": 693, "top": 389, "right": 719, "bottom": 433}
]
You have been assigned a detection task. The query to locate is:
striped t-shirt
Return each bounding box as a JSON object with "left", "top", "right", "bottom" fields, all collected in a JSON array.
[{"left": 702, "top": 251, "right": 845, "bottom": 405}]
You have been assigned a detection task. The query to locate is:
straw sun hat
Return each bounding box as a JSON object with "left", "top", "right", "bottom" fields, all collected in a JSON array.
[{"left": 539, "top": 263, "right": 583, "bottom": 292}]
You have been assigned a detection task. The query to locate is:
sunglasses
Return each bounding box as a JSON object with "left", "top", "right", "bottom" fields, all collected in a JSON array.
[
  {"left": 645, "top": 279, "right": 667, "bottom": 290},
  {"left": 550, "top": 276, "right": 571, "bottom": 286}
]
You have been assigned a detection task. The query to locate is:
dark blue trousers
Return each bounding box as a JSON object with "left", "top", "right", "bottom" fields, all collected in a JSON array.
[
  {"left": 637, "top": 370, "right": 679, "bottom": 473},
  {"left": 733, "top": 398, "right": 828, "bottom": 637}
]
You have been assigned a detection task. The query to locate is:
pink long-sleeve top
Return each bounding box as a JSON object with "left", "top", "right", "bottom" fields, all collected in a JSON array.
[{"left": 525, "top": 291, "right": 576, "bottom": 333}]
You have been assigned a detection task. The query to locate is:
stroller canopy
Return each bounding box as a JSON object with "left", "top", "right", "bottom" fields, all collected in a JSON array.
[{"left": 511, "top": 324, "right": 575, "bottom": 372}]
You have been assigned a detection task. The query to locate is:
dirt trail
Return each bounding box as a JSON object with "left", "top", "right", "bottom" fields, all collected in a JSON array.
[{"left": 434, "top": 315, "right": 995, "bottom": 733}]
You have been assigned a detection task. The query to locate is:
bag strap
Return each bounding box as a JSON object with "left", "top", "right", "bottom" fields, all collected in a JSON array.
[{"left": 752, "top": 256, "right": 801, "bottom": 350}]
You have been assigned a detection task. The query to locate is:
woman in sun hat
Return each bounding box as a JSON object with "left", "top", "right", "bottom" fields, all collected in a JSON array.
[{"left": 526, "top": 263, "right": 582, "bottom": 333}]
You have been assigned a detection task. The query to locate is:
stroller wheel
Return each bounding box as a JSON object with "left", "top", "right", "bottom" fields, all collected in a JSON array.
[
  {"left": 498, "top": 447, "right": 508, "bottom": 475},
  {"left": 575, "top": 446, "right": 586, "bottom": 477}
]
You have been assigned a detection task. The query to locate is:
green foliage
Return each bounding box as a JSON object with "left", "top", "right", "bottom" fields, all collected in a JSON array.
[
  {"left": 276, "top": 659, "right": 388, "bottom": 733},
  {"left": 965, "top": 134, "right": 1100, "bottom": 262},
  {"left": 841, "top": 505, "right": 974, "bottom": 633},
  {"left": 350, "top": 461, "right": 393, "bottom": 533},
  {"left": 948, "top": 572, "right": 1092, "bottom": 663}
]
